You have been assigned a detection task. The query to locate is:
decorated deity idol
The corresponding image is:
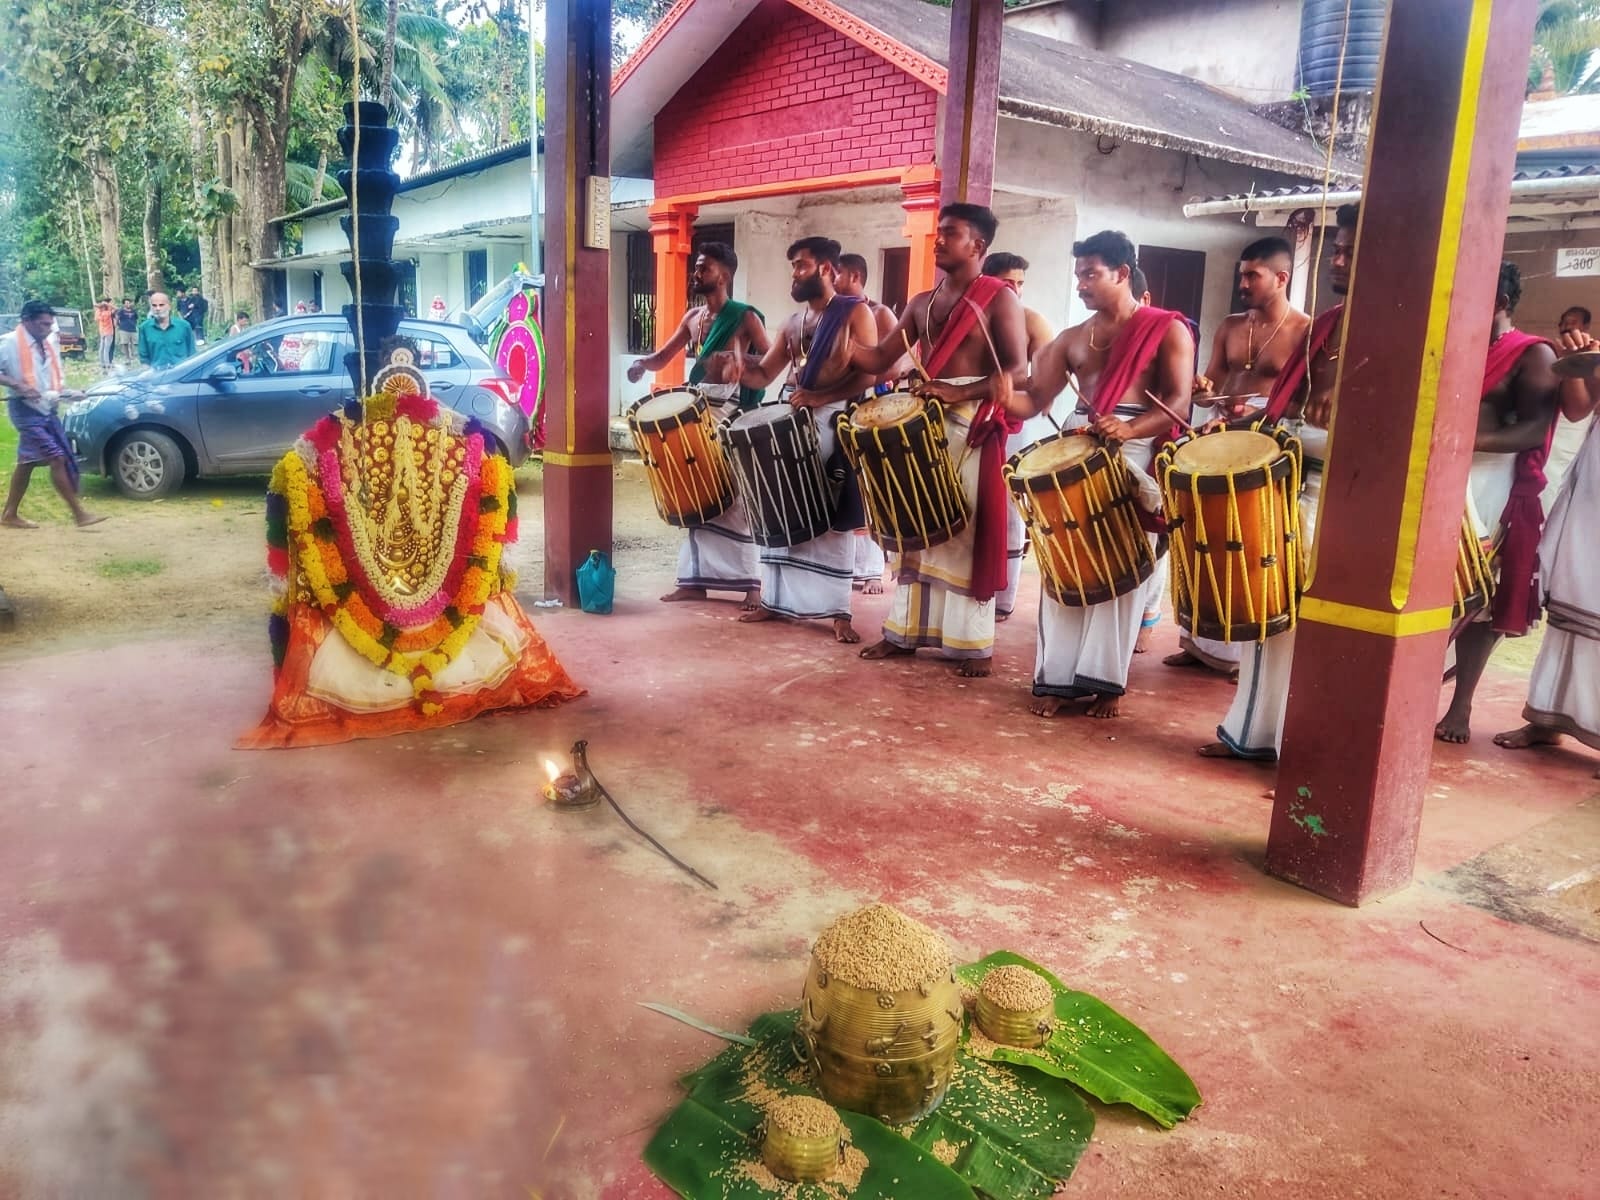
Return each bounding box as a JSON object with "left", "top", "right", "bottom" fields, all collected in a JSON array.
[{"left": 238, "top": 348, "right": 582, "bottom": 748}]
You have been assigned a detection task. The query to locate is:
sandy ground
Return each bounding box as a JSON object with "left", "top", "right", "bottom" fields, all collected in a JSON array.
[{"left": 0, "top": 461, "right": 677, "bottom": 663}]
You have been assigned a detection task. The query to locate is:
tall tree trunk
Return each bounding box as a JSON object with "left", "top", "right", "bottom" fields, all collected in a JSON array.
[
  {"left": 143, "top": 165, "right": 167, "bottom": 295},
  {"left": 188, "top": 102, "right": 218, "bottom": 311},
  {"left": 244, "top": 104, "right": 289, "bottom": 320},
  {"left": 86, "top": 146, "right": 126, "bottom": 301},
  {"left": 311, "top": 147, "right": 328, "bottom": 203},
  {"left": 71, "top": 190, "right": 97, "bottom": 307},
  {"left": 215, "top": 128, "right": 236, "bottom": 317},
  {"left": 381, "top": 0, "right": 399, "bottom": 110}
]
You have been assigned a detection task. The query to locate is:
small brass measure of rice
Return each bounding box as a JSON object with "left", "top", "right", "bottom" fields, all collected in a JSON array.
[
  {"left": 974, "top": 965, "right": 1055, "bottom": 1049},
  {"left": 760, "top": 1095, "right": 844, "bottom": 1183}
]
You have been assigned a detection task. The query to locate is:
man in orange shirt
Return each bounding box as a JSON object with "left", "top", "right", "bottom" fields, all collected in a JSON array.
[{"left": 93, "top": 296, "right": 115, "bottom": 370}]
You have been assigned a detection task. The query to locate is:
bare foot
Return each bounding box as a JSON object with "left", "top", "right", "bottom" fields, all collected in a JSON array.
[
  {"left": 1135, "top": 625, "right": 1155, "bottom": 654},
  {"left": 996, "top": 611, "right": 1011, "bottom": 623},
  {"left": 740, "top": 588, "right": 761, "bottom": 611},
  {"left": 1434, "top": 710, "right": 1471, "bottom": 744},
  {"left": 660, "top": 586, "right": 707, "bottom": 603},
  {"left": 1, "top": 516, "right": 39, "bottom": 529},
  {"left": 75, "top": 513, "right": 108, "bottom": 528},
  {"left": 1163, "top": 650, "right": 1202, "bottom": 669},
  {"left": 833, "top": 618, "right": 861, "bottom": 644},
  {"left": 1085, "top": 694, "right": 1121, "bottom": 719},
  {"left": 739, "top": 606, "right": 775, "bottom": 624},
  {"left": 860, "top": 639, "right": 914, "bottom": 661},
  {"left": 1030, "top": 696, "right": 1070, "bottom": 718},
  {"left": 956, "top": 658, "right": 992, "bottom": 678},
  {"left": 1197, "top": 742, "right": 1239, "bottom": 758},
  {"left": 860, "top": 578, "right": 883, "bottom": 595},
  {"left": 1492, "top": 724, "right": 1562, "bottom": 750}
]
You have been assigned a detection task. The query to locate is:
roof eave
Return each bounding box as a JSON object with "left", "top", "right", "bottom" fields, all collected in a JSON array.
[{"left": 998, "top": 99, "right": 1362, "bottom": 186}]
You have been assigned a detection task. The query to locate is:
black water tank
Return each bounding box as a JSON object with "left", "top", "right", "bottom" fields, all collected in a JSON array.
[{"left": 1298, "top": 0, "right": 1386, "bottom": 98}]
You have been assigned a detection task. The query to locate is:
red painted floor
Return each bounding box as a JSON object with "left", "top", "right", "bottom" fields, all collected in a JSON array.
[{"left": 1, "top": 562, "right": 1597, "bottom": 1198}]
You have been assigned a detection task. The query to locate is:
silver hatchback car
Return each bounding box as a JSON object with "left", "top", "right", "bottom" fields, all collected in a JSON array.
[{"left": 63, "top": 315, "right": 530, "bottom": 499}]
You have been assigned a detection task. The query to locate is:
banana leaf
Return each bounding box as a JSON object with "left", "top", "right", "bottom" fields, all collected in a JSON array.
[
  {"left": 955, "top": 951, "right": 1201, "bottom": 1129},
  {"left": 646, "top": 1009, "right": 1094, "bottom": 1200}
]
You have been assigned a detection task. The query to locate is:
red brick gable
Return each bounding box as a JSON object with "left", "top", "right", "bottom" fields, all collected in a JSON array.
[{"left": 653, "top": 0, "right": 938, "bottom": 198}]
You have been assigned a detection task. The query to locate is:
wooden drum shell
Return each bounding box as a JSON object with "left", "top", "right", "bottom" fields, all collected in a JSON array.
[
  {"left": 836, "top": 395, "right": 969, "bottom": 555},
  {"left": 625, "top": 388, "right": 735, "bottom": 527},
  {"left": 1005, "top": 434, "right": 1155, "bottom": 607},
  {"left": 1160, "top": 428, "right": 1303, "bottom": 643}
]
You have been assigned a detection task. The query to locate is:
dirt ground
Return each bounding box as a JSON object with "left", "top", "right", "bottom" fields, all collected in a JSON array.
[{"left": 0, "top": 460, "right": 678, "bottom": 663}]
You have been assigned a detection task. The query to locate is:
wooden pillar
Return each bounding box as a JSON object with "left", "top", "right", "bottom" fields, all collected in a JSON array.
[
  {"left": 1269, "top": 0, "right": 1540, "bottom": 905},
  {"left": 647, "top": 199, "right": 697, "bottom": 387},
  {"left": 937, "top": 0, "right": 1002, "bottom": 209},
  {"left": 542, "top": 0, "right": 613, "bottom": 605},
  {"left": 901, "top": 164, "right": 942, "bottom": 296}
]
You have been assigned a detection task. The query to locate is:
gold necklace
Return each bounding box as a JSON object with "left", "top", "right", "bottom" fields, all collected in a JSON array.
[
  {"left": 1245, "top": 308, "right": 1292, "bottom": 370},
  {"left": 1087, "top": 315, "right": 1114, "bottom": 351}
]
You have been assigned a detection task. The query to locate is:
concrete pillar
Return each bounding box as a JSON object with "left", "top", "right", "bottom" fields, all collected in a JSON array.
[
  {"left": 937, "top": 0, "right": 1002, "bottom": 209},
  {"left": 1269, "top": 0, "right": 1540, "bottom": 905},
  {"left": 901, "top": 164, "right": 942, "bottom": 296},
  {"left": 647, "top": 200, "right": 697, "bottom": 387},
  {"left": 541, "top": 0, "right": 613, "bottom": 604}
]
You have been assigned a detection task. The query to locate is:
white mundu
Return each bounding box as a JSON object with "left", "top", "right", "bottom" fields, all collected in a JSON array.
[
  {"left": 1521, "top": 416, "right": 1600, "bottom": 747},
  {"left": 1031, "top": 401, "right": 1167, "bottom": 701}
]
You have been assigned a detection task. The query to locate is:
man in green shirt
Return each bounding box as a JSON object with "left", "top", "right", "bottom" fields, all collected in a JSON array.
[{"left": 138, "top": 292, "right": 196, "bottom": 368}]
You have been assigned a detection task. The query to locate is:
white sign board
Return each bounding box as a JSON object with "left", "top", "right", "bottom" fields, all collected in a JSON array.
[{"left": 1556, "top": 247, "right": 1600, "bottom": 277}]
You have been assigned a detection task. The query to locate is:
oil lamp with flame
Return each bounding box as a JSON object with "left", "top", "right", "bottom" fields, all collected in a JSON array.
[{"left": 542, "top": 739, "right": 600, "bottom": 810}]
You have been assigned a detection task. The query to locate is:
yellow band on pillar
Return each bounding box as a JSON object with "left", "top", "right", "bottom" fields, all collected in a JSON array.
[
  {"left": 540, "top": 450, "right": 614, "bottom": 468},
  {"left": 1299, "top": 597, "right": 1456, "bottom": 638}
]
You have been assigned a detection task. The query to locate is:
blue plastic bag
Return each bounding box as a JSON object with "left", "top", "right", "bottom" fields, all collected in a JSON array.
[{"left": 575, "top": 549, "right": 615, "bottom": 614}]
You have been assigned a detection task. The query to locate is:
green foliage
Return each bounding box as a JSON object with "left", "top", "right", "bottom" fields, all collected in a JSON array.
[{"left": 1530, "top": 0, "right": 1600, "bottom": 94}]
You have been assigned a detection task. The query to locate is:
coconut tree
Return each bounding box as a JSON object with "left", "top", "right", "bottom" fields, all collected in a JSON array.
[{"left": 1529, "top": 0, "right": 1600, "bottom": 95}]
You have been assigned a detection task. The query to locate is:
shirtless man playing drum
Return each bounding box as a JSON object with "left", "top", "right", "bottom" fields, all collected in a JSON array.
[
  {"left": 847, "top": 204, "right": 1033, "bottom": 677},
  {"left": 1169, "top": 236, "right": 1311, "bottom": 678}
]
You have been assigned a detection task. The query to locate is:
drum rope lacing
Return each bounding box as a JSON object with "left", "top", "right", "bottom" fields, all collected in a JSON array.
[{"left": 1158, "top": 428, "right": 1304, "bottom": 643}]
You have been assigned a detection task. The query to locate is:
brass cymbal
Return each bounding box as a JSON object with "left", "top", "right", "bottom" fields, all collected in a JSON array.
[{"left": 1552, "top": 349, "right": 1600, "bottom": 379}]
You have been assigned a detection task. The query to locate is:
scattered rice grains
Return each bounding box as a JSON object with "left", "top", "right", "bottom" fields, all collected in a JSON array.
[
  {"left": 767, "top": 1094, "right": 841, "bottom": 1140},
  {"left": 980, "top": 965, "right": 1053, "bottom": 1013},
  {"left": 931, "top": 1137, "right": 961, "bottom": 1166},
  {"left": 812, "top": 904, "right": 952, "bottom": 993}
]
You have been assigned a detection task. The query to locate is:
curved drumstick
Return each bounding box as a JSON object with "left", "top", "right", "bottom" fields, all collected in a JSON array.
[{"left": 1143, "top": 389, "right": 1198, "bottom": 434}]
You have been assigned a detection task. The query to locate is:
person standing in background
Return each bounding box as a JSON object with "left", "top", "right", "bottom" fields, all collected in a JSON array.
[{"left": 93, "top": 297, "right": 115, "bottom": 370}]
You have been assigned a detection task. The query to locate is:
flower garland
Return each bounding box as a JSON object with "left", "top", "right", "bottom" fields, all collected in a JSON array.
[{"left": 263, "top": 393, "right": 517, "bottom": 714}]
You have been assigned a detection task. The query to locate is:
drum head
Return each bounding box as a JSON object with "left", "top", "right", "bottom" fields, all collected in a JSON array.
[
  {"left": 1013, "top": 434, "right": 1097, "bottom": 478},
  {"left": 851, "top": 391, "right": 922, "bottom": 430},
  {"left": 731, "top": 403, "right": 797, "bottom": 429},
  {"left": 634, "top": 389, "right": 702, "bottom": 423},
  {"left": 1172, "top": 429, "right": 1280, "bottom": 474}
]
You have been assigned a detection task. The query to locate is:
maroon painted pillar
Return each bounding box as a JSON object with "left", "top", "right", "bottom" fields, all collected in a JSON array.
[
  {"left": 1268, "top": 0, "right": 1539, "bottom": 905},
  {"left": 937, "top": 0, "right": 1002, "bottom": 209},
  {"left": 542, "top": 0, "right": 613, "bottom": 604}
]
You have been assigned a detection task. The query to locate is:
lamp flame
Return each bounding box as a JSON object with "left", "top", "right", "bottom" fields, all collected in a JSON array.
[{"left": 544, "top": 757, "right": 562, "bottom": 783}]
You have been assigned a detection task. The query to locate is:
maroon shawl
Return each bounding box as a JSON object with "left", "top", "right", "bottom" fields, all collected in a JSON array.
[
  {"left": 1090, "top": 306, "right": 1182, "bottom": 533},
  {"left": 1483, "top": 329, "right": 1557, "bottom": 635},
  {"left": 1262, "top": 305, "right": 1344, "bottom": 424},
  {"left": 925, "top": 274, "right": 1017, "bottom": 602}
]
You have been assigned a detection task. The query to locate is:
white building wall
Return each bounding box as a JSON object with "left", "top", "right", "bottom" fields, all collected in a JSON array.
[
  {"left": 995, "top": 119, "right": 1314, "bottom": 356},
  {"left": 1096, "top": 0, "right": 1301, "bottom": 102},
  {"left": 1004, "top": 0, "right": 1100, "bottom": 45}
]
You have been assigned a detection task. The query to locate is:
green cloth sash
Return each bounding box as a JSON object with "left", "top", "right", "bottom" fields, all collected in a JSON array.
[{"left": 688, "top": 300, "right": 766, "bottom": 410}]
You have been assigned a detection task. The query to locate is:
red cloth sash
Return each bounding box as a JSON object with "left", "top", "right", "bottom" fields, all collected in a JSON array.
[
  {"left": 923, "top": 274, "right": 1007, "bottom": 378},
  {"left": 1482, "top": 329, "right": 1557, "bottom": 635},
  {"left": 1089, "top": 305, "right": 1180, "bottom": 416},
  {"left": 1262, "top": 305, "right": 1343, "bottom": 424},
  {"left": 921, "top": 274, "right": 1015, "bottom": 603},
  {"left": 1089, "top": 306, "right": 1181, "bottom": 534}
]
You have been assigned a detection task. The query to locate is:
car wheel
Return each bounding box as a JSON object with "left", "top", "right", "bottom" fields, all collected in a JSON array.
[{"left": 112, "top": 430, "right": 186, "bottom": 499}]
